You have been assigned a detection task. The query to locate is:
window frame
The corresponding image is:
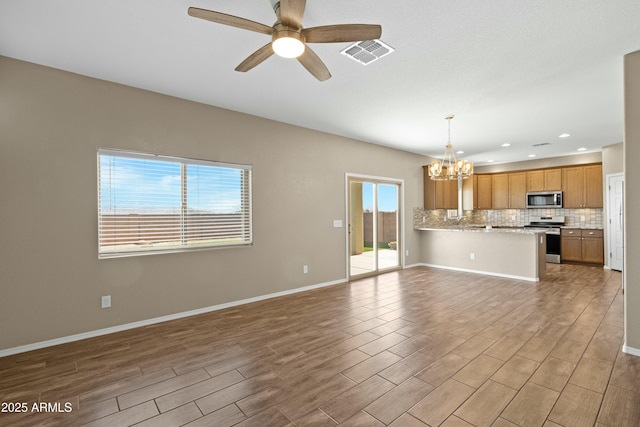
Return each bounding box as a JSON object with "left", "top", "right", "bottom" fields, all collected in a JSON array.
[{"left": 97, "top": 148, "right": 252, "bottom": 259}]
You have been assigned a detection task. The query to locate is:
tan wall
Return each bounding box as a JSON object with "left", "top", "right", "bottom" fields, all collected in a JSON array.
[
  {"left": 624, "top": 51, "right": 640, "bottom": 351},
  {"left": 602, "top": 142, "right": 624, "bottom": 175},
  {"left": 0, "top": 56, "right": 427, "bottom": 351}
]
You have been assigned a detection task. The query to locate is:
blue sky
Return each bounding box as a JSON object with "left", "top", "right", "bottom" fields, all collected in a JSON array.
[
  {"left": 362, "top": 182, "right": 398, "bottom": 212},
  {"left": 99, "top": 155, "right": 243, "bottom": 214}
]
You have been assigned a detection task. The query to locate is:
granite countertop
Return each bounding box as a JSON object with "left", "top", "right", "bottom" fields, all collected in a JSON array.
[{"left": 416, "top": 225, "right": 545, "bottom": 235}]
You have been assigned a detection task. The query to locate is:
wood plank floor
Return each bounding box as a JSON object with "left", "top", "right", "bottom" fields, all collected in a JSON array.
[{"left": 1, "top": 264, "right": 637, "bottom": 427}]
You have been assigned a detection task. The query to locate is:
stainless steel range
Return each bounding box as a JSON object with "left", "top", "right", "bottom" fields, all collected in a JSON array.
[{"left": 524, "top": 216, "right": 566, "bottom": 263}]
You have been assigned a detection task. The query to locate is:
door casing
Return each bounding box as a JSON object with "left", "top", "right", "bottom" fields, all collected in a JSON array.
[{"left": 345, "top": 173, "right": 404, "bottom": 279}]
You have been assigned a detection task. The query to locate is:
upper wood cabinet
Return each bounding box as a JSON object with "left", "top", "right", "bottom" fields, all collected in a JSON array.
[
  {"left": 424, "top": 166, "right": 456, "bottom": 209},
  {"left": 509, "top": 172, "right": 527, "bottom": 209},
  {"left": 474, "top": 174, "right": 492, "bottom": 209},
  {"left": 423, "top": 166, "right": 473, "bottom": 210},
  {"left": 584, "top": 165, "right": 604, "bottom": 208},
  {"left": 526, "top": 168, "right": 561, "bottom": 192},
  {"left": 492, "top": 174, "right": 509, "bottom": 209},
  {"left": 424, "top": 163, "right": 602, "bottom": 210},
  {"left": 562, "top": 164, "right": 603, "bottom": 208},
  {"left": 434, "top": 179, "right": 458, "bottom": 209},
  {"left": 490, "top": 173, "right": 525, "bottom": 209}
]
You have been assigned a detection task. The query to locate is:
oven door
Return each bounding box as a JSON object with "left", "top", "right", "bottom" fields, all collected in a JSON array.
[{"left": 546, "top": 231, "right": 561, "bottom": 263}]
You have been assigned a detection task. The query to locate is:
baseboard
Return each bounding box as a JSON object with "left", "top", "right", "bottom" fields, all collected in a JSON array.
[
  {"left": 413, "top": 262, "right": 540, "bottom": 282},
  {"left": 622, "top": 344, "right": 640, "bottom": 357},
  {"left": 404, "top": 262, "right": 426, "bottom": 269},
  {"left": 0, "top": 277, "right": 347, "bottom": 358}
]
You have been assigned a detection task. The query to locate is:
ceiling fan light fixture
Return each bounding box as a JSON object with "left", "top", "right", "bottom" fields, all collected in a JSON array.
[{"left": 272, "top": 31, "right": 305, "bottom": 58}]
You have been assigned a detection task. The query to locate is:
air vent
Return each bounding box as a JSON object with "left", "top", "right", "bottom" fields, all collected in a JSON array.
[
  {"left": 532, "top": 142, "right": 551, "bottom": 147},
  {"left": 340, "top": 39, "right": 395, "bottom": 65}
]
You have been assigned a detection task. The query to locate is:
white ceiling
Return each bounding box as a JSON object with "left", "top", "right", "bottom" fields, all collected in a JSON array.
[{"left": 2, "top": 0, "right": 639, "bottom": 165}]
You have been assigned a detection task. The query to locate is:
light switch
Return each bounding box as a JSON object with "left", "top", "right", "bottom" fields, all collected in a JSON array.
[
  {"left": 333, "top": 220, "right": 343, "bottom": 228},
  {"left": 101, "top": 295, "right": 111, "bottom": 309}
]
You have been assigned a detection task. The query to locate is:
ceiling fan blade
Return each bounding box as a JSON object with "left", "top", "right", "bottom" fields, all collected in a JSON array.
[
  {"left": 279, "top": 0, "right": 306, "bottom": 28},
  {"left": 188, "top": 7, "right": 274, "bottom": 35},
  {"left": 303, "top": 24, "right": 382, "bottom": 43},
  {"left": 297, "top": 45, "right": 331, "bottom": 81},
  {"left": 235, "top": 43, "right": 275, "bottom": 72}
]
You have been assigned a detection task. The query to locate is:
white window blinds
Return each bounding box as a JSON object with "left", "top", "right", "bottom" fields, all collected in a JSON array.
[{"left": 98, "top": 149, "right": 252, "bottom": 258}]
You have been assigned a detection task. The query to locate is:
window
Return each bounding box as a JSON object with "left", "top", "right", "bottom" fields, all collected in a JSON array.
[{"left": 97, "top": 149, "right": 252, "bottom": 258}]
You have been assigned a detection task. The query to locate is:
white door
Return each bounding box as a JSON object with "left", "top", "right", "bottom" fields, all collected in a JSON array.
[{"left": 607, "top": 173, "right": 624, "bottom": 271}]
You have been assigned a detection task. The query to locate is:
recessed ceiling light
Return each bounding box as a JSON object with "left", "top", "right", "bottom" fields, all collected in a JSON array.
[
  {"left": 577, "top": 147, "right": 587, "bottom": 151},
  {"left": 559, "top": 133, "right": 570, "bottom": 138},
  {"left": 528, "top": 154, "right": 536, "bottom": 158},
  {"left": 487, "top": 159, "right": 494, "bottom": 163},
  {"left": 501, "top": 143, "right": 511, "bottom": 147},
  {"left": 456, "top": 150, "right": 464, "bottom": 154}
]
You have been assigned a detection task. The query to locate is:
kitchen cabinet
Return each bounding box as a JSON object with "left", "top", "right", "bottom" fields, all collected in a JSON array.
[
  {"left": 562, "top": 164, "right": 603, "bottom": 208},
  {"left": 423, "top": 166, "right": 473, "bottom": 210},
  {"left": 561, "top": 229, "right": 604, "bottom": 264},
  {"left": 474, "top": 174, "right": 492, "bottom": 209},
  {"left": 491, "top": 172, "right": 525, "bottom": 209},
  {"left": 492, "top": 174, "right": 509, "bottom": 209},
  {"left": 435, "top": 179, "right": 458, "bottom": 209},
  {"left": 509, "top": 172, "right": 527, "bottom": 209},
  {"left": 423, "top": 166, "right": 455, "bottom": 209},
  {"left": 424, "top": 163, "right": 602, "bottom": 211},
  {"left": 583, "top": 165, "right": 604, "bottom": 207},
  {"left": 526, "top": 168, "right": 562, "bottom": 192}
]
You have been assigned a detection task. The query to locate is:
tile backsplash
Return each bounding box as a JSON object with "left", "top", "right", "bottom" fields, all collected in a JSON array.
[{"left": 414, "top": 207, "right": 603, "bottom": 229}]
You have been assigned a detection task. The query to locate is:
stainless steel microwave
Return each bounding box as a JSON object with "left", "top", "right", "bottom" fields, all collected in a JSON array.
[{"left": 526, "top": 191, "right": 563, "bottom": 208}]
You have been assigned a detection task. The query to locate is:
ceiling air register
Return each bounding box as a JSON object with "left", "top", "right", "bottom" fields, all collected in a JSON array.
[{"left": 341, "top": 39, "right": 395, "bottom": 65}]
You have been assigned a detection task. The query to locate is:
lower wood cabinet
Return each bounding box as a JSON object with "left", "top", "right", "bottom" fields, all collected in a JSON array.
[{"left": 561, "top": 229, "right": 604, "bottom": 264}]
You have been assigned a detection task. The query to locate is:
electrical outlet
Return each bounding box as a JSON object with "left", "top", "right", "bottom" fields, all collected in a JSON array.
[
  {"left": 303, "top": 265, "right": 308, "bottom": 274},
  {"left": 101, "top": 295, "right": 111, "bottom": 309},
  {"left": 470, "top": 253, "right": 475, "bottom": 260},
  {"left": 406, "top": 250, "right": 409, "bottom": 257}
]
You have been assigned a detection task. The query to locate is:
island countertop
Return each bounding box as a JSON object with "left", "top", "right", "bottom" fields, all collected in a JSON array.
[{"left": 416, "top": 225, "right": 546, "bottom": 235}]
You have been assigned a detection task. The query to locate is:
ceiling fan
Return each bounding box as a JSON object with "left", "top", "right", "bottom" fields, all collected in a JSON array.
[{"left": 188, "top": 0, "right": 382, "bottom": 81}]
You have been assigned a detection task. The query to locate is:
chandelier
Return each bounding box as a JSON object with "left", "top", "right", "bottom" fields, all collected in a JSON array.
[{"left": 428, "top": 115, "right": 474, "bottom": 180}]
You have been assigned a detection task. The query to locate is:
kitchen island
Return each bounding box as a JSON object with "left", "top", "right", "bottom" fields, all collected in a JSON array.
[{"left": 417, "top": 226, "right": 547, "bottom": 281}]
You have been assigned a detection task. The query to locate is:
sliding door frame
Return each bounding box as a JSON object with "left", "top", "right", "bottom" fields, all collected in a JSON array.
[{"left": 345, "top": 173, "right": 405, "bottom": 280}]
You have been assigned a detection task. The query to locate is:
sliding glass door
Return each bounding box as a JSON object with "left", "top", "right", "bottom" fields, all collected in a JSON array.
[{"left": 348, "top": 177, "right": 401, "bottom": 278}]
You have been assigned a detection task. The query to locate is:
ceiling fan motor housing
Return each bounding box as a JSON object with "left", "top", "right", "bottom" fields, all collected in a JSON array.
[{"left": 272, "top": 23, "right": 305, "bottom": 58}]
